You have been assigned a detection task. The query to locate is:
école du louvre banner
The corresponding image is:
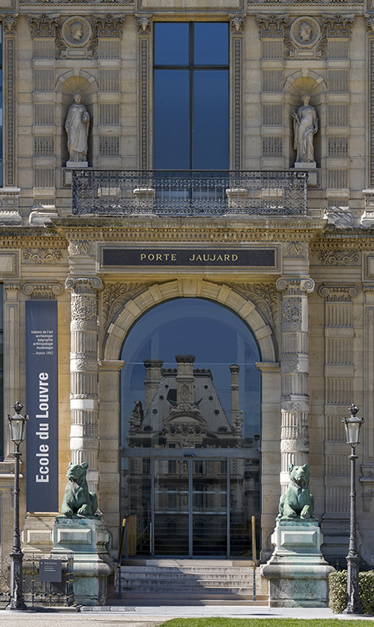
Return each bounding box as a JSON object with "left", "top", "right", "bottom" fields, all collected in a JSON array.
[{"left": 26, "top": 300, "right": 58, "bottom": 512}]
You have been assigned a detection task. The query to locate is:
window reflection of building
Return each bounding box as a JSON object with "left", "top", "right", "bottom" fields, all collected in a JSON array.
[{"left": 124, "top": 355, "right": 261, "bottom": 557}]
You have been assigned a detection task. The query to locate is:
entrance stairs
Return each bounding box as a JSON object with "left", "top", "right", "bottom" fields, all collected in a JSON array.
[{"left": 114, "top": 560, "right": 268, "bottom": 606}]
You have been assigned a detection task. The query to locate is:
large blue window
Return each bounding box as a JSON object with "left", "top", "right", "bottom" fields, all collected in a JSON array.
[{"left": 154, "top": 23, "right": 229, "bottom": 170}]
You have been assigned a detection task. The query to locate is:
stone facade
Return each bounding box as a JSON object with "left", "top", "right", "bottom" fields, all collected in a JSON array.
[{"left": 0, "top": 0, "right": 372, "bottom": 589}]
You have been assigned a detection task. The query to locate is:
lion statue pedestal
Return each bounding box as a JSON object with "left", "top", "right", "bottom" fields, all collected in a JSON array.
[
  {"left": 50, "top": 462, "right": 114, "bottom": 606},
  {"left": 51, "top": 517, "right": 114, "bottom": 606},
  {"left": 261, "top": 464, "right": 334, "bottom": 607}
]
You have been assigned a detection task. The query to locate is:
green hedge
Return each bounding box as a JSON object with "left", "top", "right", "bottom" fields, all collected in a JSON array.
[{"left": 329, "top": 570, "right": 374, "bottom": 614}]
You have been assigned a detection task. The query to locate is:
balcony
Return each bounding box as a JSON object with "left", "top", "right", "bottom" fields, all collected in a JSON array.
[{"left": 71, "top": 170, "right": 308, "bottom": 217}]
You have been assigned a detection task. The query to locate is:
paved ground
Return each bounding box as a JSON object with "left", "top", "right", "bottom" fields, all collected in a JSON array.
[{"left": 0, "top": 605, "right": 373, "bottom": 625}]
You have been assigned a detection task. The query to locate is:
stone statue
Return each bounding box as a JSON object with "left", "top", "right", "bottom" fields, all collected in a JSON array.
[
  {"left": 61, "top": 462, "right": 98, "bottom": 517},
  {"left": 278, "top": 463, "right": 315, "bottom": 520},
  {"left": 292, "top": 95, "right": 318, "bottom": 164},
  {"left": 65, "top": 94, "right": 90, "bottom": 164}
]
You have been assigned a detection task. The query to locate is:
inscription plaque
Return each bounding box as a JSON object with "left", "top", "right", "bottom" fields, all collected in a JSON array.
[{"left": 102, "top": 248, "right": 276, "bottom": 268}]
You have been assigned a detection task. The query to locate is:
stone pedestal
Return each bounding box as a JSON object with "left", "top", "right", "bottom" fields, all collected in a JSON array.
[
  {"left": 51, "top": 517, "right": 114, "bottom": 606},
  {"left": 261, "top": 520, "right": 334, "bottom": 607}
]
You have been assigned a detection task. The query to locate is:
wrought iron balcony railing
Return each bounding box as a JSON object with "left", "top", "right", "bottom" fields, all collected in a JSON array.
[{"left": 71, "top": 170, "right": 308, "bottom": 217}]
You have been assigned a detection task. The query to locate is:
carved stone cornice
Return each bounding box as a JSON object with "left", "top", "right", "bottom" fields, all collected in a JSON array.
[
  {"left": 276, "top": 277, "right": 315, "bottom": 295},
  {"left": 230, "top": 13, "right": 245, "bottom": 33},
  {"left": 136, "top": 15, "right": 151, "bottom": 33},
  {"left": 28, "top": 14, "right": 59, "bottom": 38},
  {"left": 256, "top": 14, "right": 289, "bottom": 39},
  {"left": 321, "top": 14, "right": 354, "bottom": 38},
  {"left": 93, "top": 14, "right": 125, "bottom": 38},
  {"left": 22, "top": 281, "right": 63, "bottom": 299},
  {"left": 3, "top": 16, "right": 17, "bottom": 35},
  {"left": 318, "top": 284, "right": 359, "bottom": 301}
]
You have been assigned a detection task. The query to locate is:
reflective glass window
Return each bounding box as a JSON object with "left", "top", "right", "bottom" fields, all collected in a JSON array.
[{"left": 153, "top": 23, "right": 229, "bottom": 170}]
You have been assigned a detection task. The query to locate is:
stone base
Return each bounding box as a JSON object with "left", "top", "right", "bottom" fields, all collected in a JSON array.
[
  {"left": 294, "top": 161, "right": 316, "bottom": 169},
  {"left": 51, "top": 517, "right": 114, "bottom": 606},
  {"left": 261, "top": 520, "right": 334, "bottom": 607},
  {"left": 66, "top": 161, "right": 88, "bottom": 168}
]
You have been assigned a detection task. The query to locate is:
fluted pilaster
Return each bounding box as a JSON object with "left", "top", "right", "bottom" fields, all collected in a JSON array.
[
  {"left": 66, "top": 276, "right": 103, "bottom": 493},
  {"left": 276, "top": 277, "right": 315, "bottom": 493}
]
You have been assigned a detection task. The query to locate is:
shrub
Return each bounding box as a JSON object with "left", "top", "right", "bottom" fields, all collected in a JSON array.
[{"left": 329, "top": 569, "right": 374, "bottom": 614}]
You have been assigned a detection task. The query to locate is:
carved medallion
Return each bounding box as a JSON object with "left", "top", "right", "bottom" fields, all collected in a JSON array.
[
  {"left": 61, "top": 17, "right": 92, "bottom": 48},
  {"left": 290, "top": 17, "right": 320, "bottom": 49}
]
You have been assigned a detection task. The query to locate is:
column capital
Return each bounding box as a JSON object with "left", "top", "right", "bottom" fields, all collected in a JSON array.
[
  {"left": 318, "top": 283, "right": 359, "bottom": 301},
  {"left": 276, "top": 277, "right": 315, "bottom": 295},
  {"left": 65, "top": 276, "right": 103, "bottom": 293}
]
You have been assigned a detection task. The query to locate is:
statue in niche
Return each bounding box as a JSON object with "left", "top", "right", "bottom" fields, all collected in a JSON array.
[
  {"left": 292, "top": 95, "right": 318, "bottom": 164},
  {"left": 65, "top": 94, "right": 90, "bottom": 164}
]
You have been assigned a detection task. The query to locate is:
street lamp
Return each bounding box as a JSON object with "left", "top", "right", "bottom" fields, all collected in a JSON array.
[
  {"left": 342, "top": 403, "right": 364, "bottom": 615},
  {"left": 7, "top": 401, "right": 28, "bottom": 611}
]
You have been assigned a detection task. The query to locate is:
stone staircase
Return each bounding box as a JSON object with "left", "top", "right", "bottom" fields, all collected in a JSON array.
[{"left": 114, "top": 560, "right": 268, "bottom": 606}]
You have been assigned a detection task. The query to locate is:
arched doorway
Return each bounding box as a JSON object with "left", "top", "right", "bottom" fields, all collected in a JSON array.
[{"left": 120, "top": 298, "right": 261, "bottom": 559}]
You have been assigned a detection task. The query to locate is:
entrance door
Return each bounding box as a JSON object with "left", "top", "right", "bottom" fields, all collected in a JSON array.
[
  {"left": 124, "top": 451, "right": 260, "bottom": 559},
  {"left": 154, "top": 458, "right": 228, "bottom": 557}
]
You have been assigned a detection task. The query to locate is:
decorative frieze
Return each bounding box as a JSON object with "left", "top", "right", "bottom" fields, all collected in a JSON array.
[
  {"left": 23, "top": 248, "right": 63, "bottom": 264},
  {"left": 4, "top": 19, "right": 17, "bottom": 187},
  {"left": 318, "top": 250, "right": 360, "bottom": 266}
]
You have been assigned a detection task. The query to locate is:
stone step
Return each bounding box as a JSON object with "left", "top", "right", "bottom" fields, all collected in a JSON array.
[{"left": 111, "top": 593, "right": 267, "bottom": 606}]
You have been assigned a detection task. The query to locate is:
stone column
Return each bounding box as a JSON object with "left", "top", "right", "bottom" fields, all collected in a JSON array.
[
  {"left": 3, "top": 282, "right": 20, "bottom": 459},
  {"left": 276, "top": 277, "right": 315, "bottom": 494},
  {"left": 137, "top": 16, "right": 151, "bottom": 170},
  {"left": 3, "top": 16, "right": 17, "bottom": 188},
  {"left": 65, "top": 276, "right": 103, "bottom": 493}
]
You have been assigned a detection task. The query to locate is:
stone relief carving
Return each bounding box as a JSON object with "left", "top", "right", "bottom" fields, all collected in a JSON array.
[
  {"left": 28, "top": 14, "right": 59, "bottom": 37},
  {"left": 3, "top": 16, "right": 17, "bottom": 35},
  {"left": 293, "top": 95, "right": 318, "bottom": 165},
  {"left": 102, "top": 282, "right": 151, "bottom": 328},
  {"left": 23, "top": 248, "right": 63, "bottom": 264},
  {"left": 286, "top": 16, "right": 323, "bottom": 57},
  {"left": 321, "top": 14, "right": 354, "bottom": 38},
  {"left": 68, "top": 240, "right": 96, "bottom": 257},
  {"left": 62, "top": 16, "right": 92, "bottom": 47},
  {"left": 230, "top": 14, "right": 245, "bottom": 32},
  {"left": 285, "top": 242, "right": 308, "bottom": 258},
  {"left": 276, "top": 277, "right": 315, "bottom": 294},
  {"left": 230, "top": 283, "right": 279, "bottom": 330},
  {"left": 136, "top": 16, "right": 151, "bottom": 33},
  {"left": 318, "top": 250, "right": 360, "bottom": 265},
  {"left": 281, "top": 297, "right": 303, "bottom": 330},
  {"left": 366, "top": 16, "right": 374, "bottom": 32},
  {"left": 256, "top": 14, "right": 289, "bottom": 39}
]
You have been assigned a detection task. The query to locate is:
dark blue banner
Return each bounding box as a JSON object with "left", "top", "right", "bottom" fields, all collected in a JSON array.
[{"left": 26, "top": 300, "right": 58, "bottom": 512}]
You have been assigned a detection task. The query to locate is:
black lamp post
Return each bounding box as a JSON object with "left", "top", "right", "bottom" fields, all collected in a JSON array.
[
  {"left": 342, "top": 403, "right": 364, "bottom": 615},
  {"left": 7, "top": 401, "right": 28, "bottom": 611}
]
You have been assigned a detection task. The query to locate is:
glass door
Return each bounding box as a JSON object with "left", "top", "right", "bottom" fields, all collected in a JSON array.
[
  {"left": 192, "top": 459, "right": 227, "bottom": 556},
  {"left": 154, "top": 458, "right": 189, "bottom": 556}
]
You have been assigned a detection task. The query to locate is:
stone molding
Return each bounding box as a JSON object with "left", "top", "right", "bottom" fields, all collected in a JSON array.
[
  {"left": 4, "top": 21, "right": 17, "bottom": 187},
  {"left": 23, "top": 247, "right": 64, "bottom": 264},
  {"left": 318, "top": 249, "right": 360, "bottom": 265}
]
